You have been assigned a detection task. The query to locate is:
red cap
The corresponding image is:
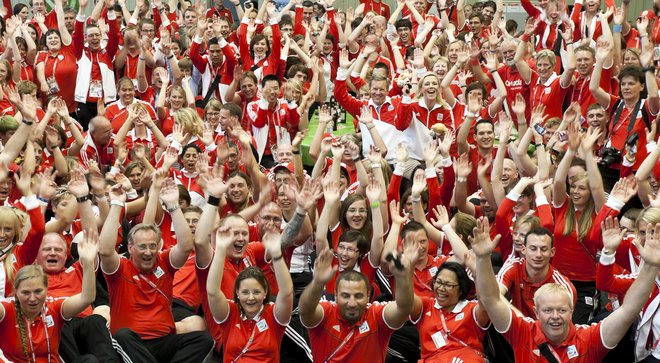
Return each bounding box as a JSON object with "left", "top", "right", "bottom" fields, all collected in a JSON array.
[
  {"left": 272, "top": 162, "right": 295, "bottom": 174},
  {"left": 640, "top": 10, "right": 657, "bottom": 20}
]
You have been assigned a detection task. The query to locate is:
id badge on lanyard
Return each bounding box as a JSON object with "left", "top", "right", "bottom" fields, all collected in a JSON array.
[{"left": 47, "top": 55, "right": 62, "bottom": 94}]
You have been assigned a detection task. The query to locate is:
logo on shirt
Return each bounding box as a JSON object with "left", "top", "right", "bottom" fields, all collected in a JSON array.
[
  {"left": 505, "top": 79, "right": 522, "bottom": 87},
  {"left": 429, "top": 267, "right": 438, "bottom": 278},
  {"left": 44, "top": 315, "right": 54, "bottom": 328},
  {"left": 153, "top": 266, "right": 164, "bottom": 279},
  {"left": 532, "top": 349, "right": 540, "bottom": 356},
  {"left": 333, "top": 325, "right": 341, "bottom": 332},
  {"left": 455, "top": 312, "right": 464, "bottom": 321},
  {"left": 257, "top": 319, "right": 268, "bottom": 332},
  {"left": 567, "top": 345, "right": 578, "bottom": 359},
  {"left": 358, "top": 321, "right": 370, "bottom": 334},
  {"left": 107, "top": 147, "right": 114, "bottom": 154},
  {"left": 65, "top": 266, "right": 75, "bottom": 274}
]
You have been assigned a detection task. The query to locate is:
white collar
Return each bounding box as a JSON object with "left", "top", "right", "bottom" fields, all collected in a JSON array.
[
  {"left": 434, "top": 299, "right": 468, "bottom": 313},
  {"left": 240, "top": 304, "right": 265, "bottom": 321}
]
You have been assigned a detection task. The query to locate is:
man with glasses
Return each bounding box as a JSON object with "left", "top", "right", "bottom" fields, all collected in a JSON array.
[
  {"left": 99, "top": 181, "right": 213, "bottom": 362},
  {"left": 497, "top": 227, "right": 577, "bottom": 319}
]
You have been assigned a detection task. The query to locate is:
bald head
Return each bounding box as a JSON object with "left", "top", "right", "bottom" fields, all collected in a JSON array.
[{"left": 89, "top": 116, "right": 113, "bottom": 146}]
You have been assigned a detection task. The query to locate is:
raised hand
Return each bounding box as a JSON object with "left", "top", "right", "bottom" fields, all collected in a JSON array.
[
  {"left": 358, "top": 105, "right": 373, "bottom": 125},
  {"left": 312, "top": 247, "right": 338, "bottom": 284},
  {"left": 430, "top": 205, "right": 449, "bottom": 229},
  {"left": 468, "top": 217, "right": 500, "bottom": 257},
  {"left": 609, "top": 175, "right": 638, "bottom": 203},
  {"left": 162, "top": 146, "right": 179, "bottom": 169},
  {"left": 567, "top": 122, "right": 582, "bottom": 152},
  {"left": 395, "top": 143, "right": 409, "bottom": 163},
  {"left": 159, "top": 177, "right": 180, "bottom": 207},
  {"left": 262, "top": 227, "right": 283, "bottom": 258},
  {"left": 323, "top": 180, "right": 341, "bottom": 204},
  {"left": 108, "top": 184, "right": 127, "bottom": 203},
  {"left": 601, "top": 216, "right": 625, "bottom": 252},
  {"left": 389, "top": 199, "right": 406, "bottom": 225},
  {"left": 78, "top": 228, "right": 100, "bottom": 266},
  {"left": 295, "top": 179, "right": 322, "bottom": 211},
  {"left": 365, "top": 176, "right": 382, "bottom": 203},
  {"left": 636, "top": 222, "right": 660, "bottom": 267},
  {"left": 411, "top": 173, "right": 427, "bottom": 197},
  {"left": 367, "top": 145, "right": 382, "bottom": 165},
  {"left": 68, "top": 168, "right": 90, "bottom": 197},
  {"left": 454, "top": 153, "right": 472, "bottom": 178}
]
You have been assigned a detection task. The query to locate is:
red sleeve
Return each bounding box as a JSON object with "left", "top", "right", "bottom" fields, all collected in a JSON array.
[
  {"left": 588, "top": 205, "right": 620, "bottom": 252},
  {"left": 266, "top": 23, "right": 281, "bottom": 76},
  {"left": 106, "top": 16, "right": 120, "bottom": 58},
  {"left": 570, "top": 3, "right": 582, "bottom": 41},
  {"left": 596, "top": 261, "right": 633, "bottom": 296},
  {"left": 189, "top": 39, "right": 208, "bottom": 73},
  {"left": 520, "top": 0, "right": 541, "bottom": 18},
  {"left": 3, "top": 0, "right": 11, "bottom": 18},
  {"left": 153, "top": 6, "right": 163, "bottom": 33},
  {"left": 14, "top": 207, "right": 46, "bottom": 265},
  {"left": 425, "top": 173, "right": 442, "bottom": 216},
  {"left": 237, "top": 22, "right": 251, "bottom": 70},
  {"left": 326, "top": 8, "right": 339, "bottom": 48},
  {"left": 387, "top": 172, "right": 402, "bottom": 211},
  {"left": 253, "top": 104, "right": 268, "bottom": 128},
  {"left": 437, "top": 165, "right": 454, "bottom": 209},
  {"left": 333, "top": 78, "right": 363, "bottom": 119},
  {"left": 494, "top": 198, "right": 516, "bottom": 259},
  {"left": 394, "top": 99, "right": 414, "bottom": 130},
  {"left": 219, "top": 40, "right": 238, "bottom": 84},
  {"left": 614, "top": 238, "right": 633, "bottom": 272},
  {"left": 536, "top": 203, "right": 554, "bottom": 231},
  {"left": 73, "top": 19, "right": 85, "bottom": 59},
  {"left": 294, "top": 7, "right": 305, "bottom": 35},
  {"left": 350, "top": 74, "right": 366, "bottom": 90}
]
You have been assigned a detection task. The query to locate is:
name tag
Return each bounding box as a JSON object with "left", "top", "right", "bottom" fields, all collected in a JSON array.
[
  {"left": 107, "top": 147, "right": 113, "bottom": 154},
  {"left": 428, "top": 267, "right": 438, "bottom": 278},
  {"left": 44, "top": 315, "right": 54, "bottom": 328},
  {"left": 257, "top": 319, "right": 268, "bottom": 332},
  {"left": 359, "top": 321, "right": 370, "bottom": 334},
  {"left": 430, "top": 331, "right": 447, "bottom": 349},
  {"left": 153, "top": 266, "right": 164, "bottom": 279},
  {"left": 567, "top": 345, "right": 578, "bottom": 359},
  {"left": 65, "top": 266, "right": 75, "bottom": 274}
]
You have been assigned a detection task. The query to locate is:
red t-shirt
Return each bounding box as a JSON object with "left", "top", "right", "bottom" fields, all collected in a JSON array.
[
  {"left": 46, "top": 262, "right": 93, "bottom": 317},
  {"left": 0, "top": 297, "right": 68, "bottom": 363},
  {"left": 497, "top": 258, "right": 577, "bottom": 319},
  {"left": 35, "top": 45, "right": 78, "bottom": 113},
  {"left": 412, "top": 298, "right": 487, "bottom": 362},
  {"left": 306, "top": 301, "right": 398, "bottom": 363},
  {"left": 499, "top": 307, "right": 611, "bottom": 362},
  {"left": 103, "top": 250, "right": 178, "bottom": 339},
  {"left": 216, "top": 302, "right": 287, "bottom": 363},
  {"left": 530, "top": 73, "right": 571, "bottom": 120},
  {"left": 172, "top": 255, "right": 200, "bottom": 309}
]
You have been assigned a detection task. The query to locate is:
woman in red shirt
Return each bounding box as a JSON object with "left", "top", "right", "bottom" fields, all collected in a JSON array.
[
  {"left": 206, "top": 225, "right": 293, "bottom": 363},
  {"left": 411, "top": 262, "right": 490, "bottom": 362},
  {"left": 35, "top": 0, "right": 77, "bottom": 114},
  {"left": 0, "top": 231, "right": 97, "bottom": 363}
]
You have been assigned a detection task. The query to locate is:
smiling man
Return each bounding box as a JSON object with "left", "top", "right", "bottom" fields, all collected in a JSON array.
[
  {"left": 497, "top": 227, "right": 577, "bottom": 319},
  {"left": 36, "top": 233, "right": 122, "bottom": 362},
  {"left": 99, "top": 182, "right": 213, "bottom": 362}
]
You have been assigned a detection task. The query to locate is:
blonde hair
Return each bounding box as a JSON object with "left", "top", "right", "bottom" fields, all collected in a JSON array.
[
  {"left": 415, "top": 73, "right": 449, "bottom": 109},
  {"left": 284, "top": 79, "right": 303, "bottom": 104},
  {"left": 533, "top": 283, "right": 574, "bottom": 309},
  {"left": 0, "top": 206, "right": 28, "bottom": 284},
  {"left": 636, "top": 208, "right": 660, "bottom": 238},
  {"left": 13, "top": 265, "right": 48, "bottom": 361},
  {"left": 563, "top": 173, "right": 594, "bottom": 241},
  {"left": 173, "top": 107, "right": 204, "bottom": 138},
  {"left": 535, "top": 49, "right": 557, "bottom": 68}
]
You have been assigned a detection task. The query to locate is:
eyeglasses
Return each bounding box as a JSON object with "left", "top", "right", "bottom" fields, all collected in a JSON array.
[
  {"left": 259, "top": 216, "right": 282, "bottom": 224},
  {"left": 336, "top": 245, "right": 359, "bottom": 254},
  {"left": 435, "top": 279, "right": 459, "bottom": 290}
]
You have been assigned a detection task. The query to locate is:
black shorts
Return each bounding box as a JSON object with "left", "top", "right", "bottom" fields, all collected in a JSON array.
[{"left": 172, "top": 298, "right": 200, "bottom": 322}]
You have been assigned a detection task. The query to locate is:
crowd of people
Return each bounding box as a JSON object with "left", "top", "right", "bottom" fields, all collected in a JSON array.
[{"left": 0, "top": 0, "right": 660, "bottom": 361}]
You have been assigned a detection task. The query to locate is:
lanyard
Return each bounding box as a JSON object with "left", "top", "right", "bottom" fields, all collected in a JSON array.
[
  {"left": 138, "top": 274, "right": 171, "bottom": 304},
  {"left": 50, "top": 54, "right": 61, "bottom": 78},
  {"left": 538, "top": 342, "right": 562, "bottom": 363},
  {"left": 437, "top": 307, "right": 483, "bottom": 357},
  {"left": 572, "top": 76, "right": 589, "bottom": 104},
  {"left": 324, "top": 328, "right": 356, "bottom": 363},
  {"left": 25, "top": 311, "right": 52, "bottom": 363},
  {"left": 230, "top": 323, "right": 257, "bottom": 363}
]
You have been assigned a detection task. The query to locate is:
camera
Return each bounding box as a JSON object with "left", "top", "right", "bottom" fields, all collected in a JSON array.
[{"left": 599, "top": 147, "right": 622, "bottom": 168}]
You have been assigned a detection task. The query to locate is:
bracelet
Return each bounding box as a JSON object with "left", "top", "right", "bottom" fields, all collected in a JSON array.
[
  {"left": 292, "top": 149, "right": 300, "bottom": 155},
  {"left": 272, "top": 254, "right": 284, "bottom": 261},
  {"left": 366, "top": 123, "right": 375, "bottom": 130},
  {"left": 76, "top": 194, "right": 91, "bottom": 203},
  {"left": 465, "top": 111, "right": 476, "bottom": 118},
  {"left": 371, "top": 163, "right": 382, "bottom": 169},
  {"left": 612, "top": 24, "right": 622, "bottom": 33},
  {"left": 352, "top": 154, "right": 362, "bottom": 162},
  {"left": 295, "top": 207, "right": 307, "bottom": 217},
  {"left": 642, "top": 66, "right": 656, "bottom": 73},
  {"left": 207, "top": 195, "right": 220, "bottom": 206},
  {"left": 37, "top": 196, "right": 50, "bottom": 204},
  {"left": 534, "top": 142, "right": 544, "bottom": 148},
  {"left": 167, "top": 54, "right": 174, "bottom": 59},
  {"left": 640, "top": 34, "right": 649, "bottom": 38},
  {"left": 456, "top": 176, "right": 467, "bottom": 182},
  {"left": 166, "top": 204, "right": 180, "bottom": 213},
  {"left": 94, "top": 194, "right": 107, "bottom": 200},
  {"left": 22, "top": 119, "right": 34, "bottom": 126},
  {"left": 370, "top": 201, "right": 381, "bottom": 208},
  {"left": 441, "top": 223, "right": 453, "bottom": 232},
  {"left": 565, "top": 41, "right": 573, "bottom": 45},
  {"left": 110, "top": 200, "right": 125, "bottom": 208}
]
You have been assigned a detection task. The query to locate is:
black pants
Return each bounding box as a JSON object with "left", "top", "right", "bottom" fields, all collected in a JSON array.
[
  {"left": 114, "top": 328, "right": 214, "bottom": 363},
  {"left": 76, "top": 101, "right": 99, "bottom": 131},
  {"left": 386, "top": 322, "right": 420, "bottom": 363},
  {"left": 571, "top": 280, "right": 599, "bottom": 324},
  {"left": 59, "top": 314, "right": 122, "bottom": 363},
  {"left": 641, "top": 355, "right": 660, "bottom": 362}
]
